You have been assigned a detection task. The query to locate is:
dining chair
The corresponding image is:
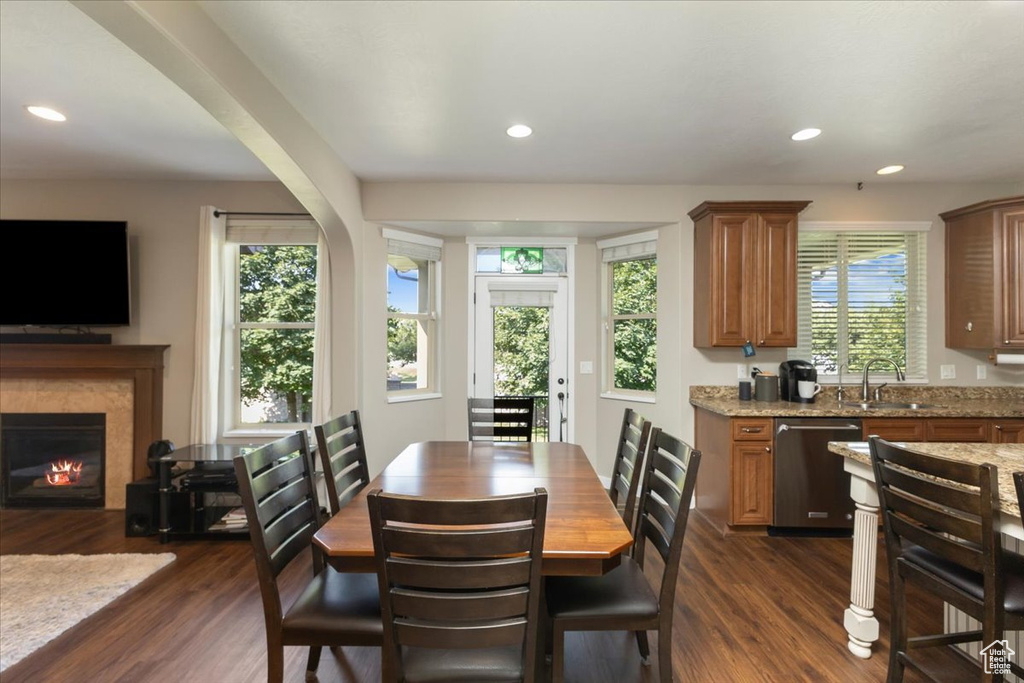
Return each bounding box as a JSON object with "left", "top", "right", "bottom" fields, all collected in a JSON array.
[
  {"left": 1015, "top": 472, "right": 1024, "bottom": 523},
  {"left": 367, "top": 487, "right": 548, "bottom": 683},
  {"left": 545, "top": 428, "right": 701, "bottom": 683},
  {"left": 467, "top": 397, "right": 535, "bottom": 442},
  {"left": 608, "top": 408, "right": 651, "bottom": 535},
  {"left": 314, "top": 409, "right": 371, "bottom": 516},
  {"left": 234, "top": 431, "right": 382, "bottom": 683},
  {"left": 868, "top": 437, "right": 1024, "bottom": 683}
]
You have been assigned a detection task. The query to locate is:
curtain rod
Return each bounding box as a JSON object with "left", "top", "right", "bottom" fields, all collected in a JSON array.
[{"left": 213, "top": 210, "right": 312, "bottom": 218}]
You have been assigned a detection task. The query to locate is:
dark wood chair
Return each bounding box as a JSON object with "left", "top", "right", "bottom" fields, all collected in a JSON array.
[
  {"left": 233, "top": 431, "right": 382, "bottom": 683},
  {"left": 608, "top": 408, "right": 651, "bottom": 535},
  {"left": 314, "top": 410, "right": 371, "bottom": 516},
  {"left": 367, "top": 487, "right": 548, "bottom": 683},
  {"left": 868, "top": 437, "right": 1024, "bottom": 683},
  {"left": 545, "top": 428, "right": 701, "bottom": 683},
  {"left": 1015, "top": 472, "right": 1024, "bottom": 523},
  {"left": 468, "top": 397, "right": 535, "bottom": 442}
]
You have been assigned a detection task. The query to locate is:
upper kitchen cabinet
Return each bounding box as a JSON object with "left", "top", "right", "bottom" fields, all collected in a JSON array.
[
  {"left": 942, "top": 196, "right": 1024, "bottom": 349},
  {"left": 690, "top": 201, "right": 812, "bottom": 348}
]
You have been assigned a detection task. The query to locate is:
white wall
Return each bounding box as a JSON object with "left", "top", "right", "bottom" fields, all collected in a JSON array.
[{"left": 362, "top": 181, "right": 1024, "bottom": 477}]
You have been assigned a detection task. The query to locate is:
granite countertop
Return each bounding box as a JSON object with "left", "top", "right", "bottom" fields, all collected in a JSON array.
[
  {"left": 828, "top": 441, "right": 1022, "bottom": 520},
  {"left": 690, "top": 385, "right": 1024, "bottom": 418}
]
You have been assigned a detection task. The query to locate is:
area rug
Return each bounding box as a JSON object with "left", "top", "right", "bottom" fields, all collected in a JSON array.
[{"left": 0, "top": 553, "right": 175, "bottom": 672}]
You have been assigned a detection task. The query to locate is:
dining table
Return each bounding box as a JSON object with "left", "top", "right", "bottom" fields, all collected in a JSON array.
[
  {"left": 312, "top": 440, "right": 635, "bottom": 576},
  {"left": 828, "top": 440, "right": 1024, "bottom": 660}
]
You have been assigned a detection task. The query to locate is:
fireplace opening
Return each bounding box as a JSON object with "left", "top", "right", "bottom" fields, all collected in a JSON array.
[{"left": 1, "top": 413, "right": 105, "bottom": 508}]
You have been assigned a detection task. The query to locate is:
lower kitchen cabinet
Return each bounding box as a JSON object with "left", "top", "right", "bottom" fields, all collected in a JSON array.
[
  {"left": 864, "top": 417, "right": 1022, "bottom": 443},
  {"left": 992, "top": 419, "right": 1024, "bottom": 443},
  {"left": 695, "top": 410, "right": 773, "bottom": 533}
]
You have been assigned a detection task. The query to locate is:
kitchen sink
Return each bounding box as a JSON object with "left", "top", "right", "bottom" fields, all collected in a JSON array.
[{"left": 840, "top": 401, "right": 942, "bottom": 410}]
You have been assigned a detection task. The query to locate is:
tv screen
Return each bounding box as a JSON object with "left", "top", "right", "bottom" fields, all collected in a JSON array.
[{"left": 0, "top": 220, "right": 131, "bottom": 327}]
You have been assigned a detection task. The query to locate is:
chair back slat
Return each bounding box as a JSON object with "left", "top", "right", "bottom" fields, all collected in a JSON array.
[
  {"left": 633, "top": 427, "right": 701, "bottom": 612},
  {"left": 889, "top": 515, "right": 985, "bottom": 573},
  {"left": 874, "top": 439, "right": 984, "bottom": 486},
  {"left": 395, "top": 619, "right": 527, "bottom": 650},
  {"left": 868, "top": 436, "right": 1001, "bottom": 588},
  {"left": 369, "top": 488, "right": 547, "bottom": 682},
  {"left": 608, "top": 409, "right": 651, "bottom": 534},
  {"left": 884, "top": 483, "right": 983, "bottom": 544},
  {"left": 468, "top": 397, "right": 535, "bottom": 442},
  {"left": 881, "top": 465, "right": 982, "bottom": 516},
  {"left": 315, "top": 410, "right": 371, "bottom": 516},
  {"left": 387, "top": 557, "right": 532, "bottom": 590},
  {"left": 382, "top": 526, "right": 535, "bottom": 558},
  {"left": 378, "top": 492, "right": 538, "bottom": 525},
  {"left": 250, "top": 454, "right": 309, "bottom": 503},
  {"left": 391, "top": 587, "right": 529, "bottom": 621}
]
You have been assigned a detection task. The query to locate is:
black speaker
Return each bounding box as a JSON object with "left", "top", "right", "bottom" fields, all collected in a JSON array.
[{"left": 125, "top": 478, "right": 159, "bottom": 537}]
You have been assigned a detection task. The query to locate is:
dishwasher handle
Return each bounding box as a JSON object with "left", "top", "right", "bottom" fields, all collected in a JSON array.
[{"left": 776, "top": 423, "right": 861, "bottom": 435}]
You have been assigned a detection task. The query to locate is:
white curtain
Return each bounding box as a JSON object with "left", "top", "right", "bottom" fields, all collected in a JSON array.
[
  {"left": 190, "top": 207, "right": 226, "bottom": 444},
  {"left": 311, "top": 228, "right": 333, "bottom": 426}
]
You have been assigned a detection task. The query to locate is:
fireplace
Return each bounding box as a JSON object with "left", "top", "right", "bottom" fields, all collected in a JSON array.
[{"left": 1, "top": 413, "right": 106, "bottom": 508}]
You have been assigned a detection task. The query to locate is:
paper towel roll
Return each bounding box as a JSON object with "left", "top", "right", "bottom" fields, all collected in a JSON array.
[{"left": 995, "top": 353, "right": 1024, "bottom": 365}]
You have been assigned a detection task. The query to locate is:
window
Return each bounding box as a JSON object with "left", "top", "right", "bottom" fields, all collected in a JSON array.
[
  {"left": 598, "top": 231, "right": 658, "bottom": 396},
  {"left": 385, "top": 229, "right": 442, "bottom": 396},
  {"left": 791, "top": 224, "right": 928, "bottom": 381},
  {"left": 223, "top": 219, "right": 320, "bottom": 432}
]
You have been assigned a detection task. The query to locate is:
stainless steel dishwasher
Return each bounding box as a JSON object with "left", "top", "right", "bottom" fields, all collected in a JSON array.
[{"left": 772, "top": 417, "right": 862, "bottom": 534}]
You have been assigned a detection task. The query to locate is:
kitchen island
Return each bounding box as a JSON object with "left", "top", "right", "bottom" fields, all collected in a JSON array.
[{"left": 828, "top": 441, "right": 1023, "bottom": 660}]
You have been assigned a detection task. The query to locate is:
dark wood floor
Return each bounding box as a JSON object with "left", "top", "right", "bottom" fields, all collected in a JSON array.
[{"left": 0, "top": 508, "right": 953, "bottom": 682}]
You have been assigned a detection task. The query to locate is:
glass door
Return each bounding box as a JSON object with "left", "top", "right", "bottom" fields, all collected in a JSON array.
[{"left": 473, "top": 277, "right": 569, "bottom": 442}]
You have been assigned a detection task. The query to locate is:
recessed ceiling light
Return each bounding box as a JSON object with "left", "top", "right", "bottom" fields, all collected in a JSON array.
[
  {"left": 506, "top": 124, "right": 532, "bottom": 139},
  {"left": 791, "top": 128, "right": 821, "bottom": 141},
  {"left": 25, "top": 105, "right": 66, "bottom": 122},
  {"left": 876, "top": 165, "right": 905, "bottom": 175}
]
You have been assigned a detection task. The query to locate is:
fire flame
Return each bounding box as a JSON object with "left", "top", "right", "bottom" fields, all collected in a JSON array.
[{"left": 46, "top": 459, "right": 83, "bottom": 486}]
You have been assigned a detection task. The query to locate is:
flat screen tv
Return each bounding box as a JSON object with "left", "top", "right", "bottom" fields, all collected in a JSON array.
[{"left": 0, "top": 220, "right": 131, "bottom": 327}]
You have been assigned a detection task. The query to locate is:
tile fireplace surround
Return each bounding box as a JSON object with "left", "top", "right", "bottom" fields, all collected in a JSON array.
[{"left": 0, "top": 344, "right": 168, "bottom": 510}]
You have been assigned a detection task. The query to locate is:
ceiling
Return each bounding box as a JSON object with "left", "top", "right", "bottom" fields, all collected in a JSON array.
[{"left": 1, "top": 1, "right": 1023, "bottom": 185}]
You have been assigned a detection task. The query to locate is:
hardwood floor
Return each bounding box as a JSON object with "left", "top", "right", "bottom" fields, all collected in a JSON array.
[{"left": 0, "top": 508, "right": 950, "bottom": 682}]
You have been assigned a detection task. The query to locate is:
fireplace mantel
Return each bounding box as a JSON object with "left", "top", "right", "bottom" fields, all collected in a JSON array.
[{"left": 0, "top": 344, "right": 168, "bottom": 480}]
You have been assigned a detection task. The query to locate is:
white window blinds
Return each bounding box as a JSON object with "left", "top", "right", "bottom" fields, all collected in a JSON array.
[
  {"left": 791, "top": 226, "right": 928, "bottom": 380},
  {"left": 597, "top": 230, "right": 658, "bottom": 263},
  {"left": 487, "top": 281, "right": 558, "bottom": 308},
  {"left": 383, "top": 228, "right": 442, "bottom": 262},
  {"left": 225, "top": 217, "right": 319, "bottom": 244}
]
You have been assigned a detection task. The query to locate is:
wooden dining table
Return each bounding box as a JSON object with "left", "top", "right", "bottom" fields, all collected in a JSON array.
[{"left": 312, "top": 440, "right": 634, "bottom": 576}]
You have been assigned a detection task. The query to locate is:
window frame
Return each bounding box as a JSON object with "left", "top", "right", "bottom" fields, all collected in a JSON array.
[
  {"left": 385, "top": 228, "right": 443, "bottom": 402},
  {"left": 597, "top": 231, "right": 658, "bottom": 401},
  {"left": 791, "top": 221, "right": 930, "bottom": 384},
  {"left": 221, "top": 228, "right": 319, "bottom": 438}
]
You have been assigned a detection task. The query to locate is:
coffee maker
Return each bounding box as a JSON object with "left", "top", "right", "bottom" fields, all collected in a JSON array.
[{"left": 779, "top": 360, "right": 817, "bottom": 403}]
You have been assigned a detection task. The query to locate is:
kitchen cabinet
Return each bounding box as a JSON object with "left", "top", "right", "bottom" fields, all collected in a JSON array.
[
  {"left": 992, "top": 419, "right": 1024, "bottom": 443},
  {"left": 863, "top": 417, "right": 1020, "bottom": 444},
  {"left": 695, "top": 412, "right": 773, "bottom": 531},
  {"left": 690, "top": 200, "right": 811, "bottom": 348},
  {"left": 943, "top": 196, "right": 1024, "bottom": 350}
]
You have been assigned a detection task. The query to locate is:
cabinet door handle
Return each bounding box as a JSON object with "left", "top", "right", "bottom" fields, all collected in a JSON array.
[
  {"left": 759, "top": 339, "right": 765, "bottom": 346},
  {"left": 764, "top": 446, "right": 771, "bottom": 453},
  {"left": 741, "top": 427, "right": 763, "bottom": 433},
  {"left": 995, "top": 425, "right": 1003, "bottom": 431},
  {"left": 965, "top": 322, "right": 972, "bottom": 332}
]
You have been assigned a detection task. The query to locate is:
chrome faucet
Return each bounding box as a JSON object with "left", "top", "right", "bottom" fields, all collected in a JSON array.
[
  {"left": 836, "top": 362, "right": 848, "bottom": 403},
  {"left": 861, "top": 358, "right": 905, "bottom": 402}
]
